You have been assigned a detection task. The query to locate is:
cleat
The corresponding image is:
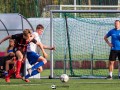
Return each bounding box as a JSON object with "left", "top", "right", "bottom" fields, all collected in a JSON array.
[
  {"left": 5, "top": 76, "right": 10, "bottom": 83},
  {"left": 106, "top": 75, "right": 112, "bottom": 80},
  {"left": 25, "top": 79, "right": 30, "bottom": 82},
  {"left": 16, "top": 74, "right": 22, "bottom": 79},
  {"left": 27, "top": 68, "right": 32, "bottom": 76},
  {"left": 22, "top": 77, "right": 30, "bottom": 82}
]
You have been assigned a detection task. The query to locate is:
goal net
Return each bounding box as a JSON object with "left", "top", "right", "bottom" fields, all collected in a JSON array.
[{"left": 50, "top": 10, "right": 120, "bottom": 78}]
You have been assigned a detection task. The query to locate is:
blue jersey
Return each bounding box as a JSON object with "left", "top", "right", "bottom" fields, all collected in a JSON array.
[{"left": 106, "top": 28, "right": 120, "bottom": 50}]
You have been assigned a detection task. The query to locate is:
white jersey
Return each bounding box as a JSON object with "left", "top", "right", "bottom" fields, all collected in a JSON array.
[{"left": 27, "top": 32, "right": 41, "bottom": 52}]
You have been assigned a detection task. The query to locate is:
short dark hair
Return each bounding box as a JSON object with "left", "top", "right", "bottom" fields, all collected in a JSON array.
[
  {"left": 36, "top": 24, "right": 44, "bottom": 29},
  {"left": 115, "top": 20, "right": 120, "bottom": 22}
]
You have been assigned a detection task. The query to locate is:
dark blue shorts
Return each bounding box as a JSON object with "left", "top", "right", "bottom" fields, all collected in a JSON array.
[{"left": 27, "top": 52, "right": 41, "bottom": 65}]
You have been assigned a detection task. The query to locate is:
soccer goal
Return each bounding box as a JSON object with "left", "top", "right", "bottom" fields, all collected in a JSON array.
[{"left": 49, "top": 10, "right": 120, "bottom": 78}]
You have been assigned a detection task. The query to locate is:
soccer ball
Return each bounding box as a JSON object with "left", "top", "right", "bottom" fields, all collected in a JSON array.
[
  {"left": 60, "top": 74, "right": 69, "bottom": 82},
  {"left": 51, "top": 84, "right": 56, "bottom": 89}
]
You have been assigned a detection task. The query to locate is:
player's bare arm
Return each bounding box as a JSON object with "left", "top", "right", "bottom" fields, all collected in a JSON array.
[
  {"left": 104, "top": 35, "right": 113, "bottom": 47},
  {"left": 36, "top": 41, "right": 48, "bottom": 58},
  {"left": 43, "top": 45, "right": 55, "bottom": 50}
]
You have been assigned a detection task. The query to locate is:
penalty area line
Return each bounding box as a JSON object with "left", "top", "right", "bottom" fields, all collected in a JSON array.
[
  {"left": 0, "top": 83, "right": 52, "bottom": 86},
  {"left": 74, "top": 82, "right": 120, "bottom": 84}
]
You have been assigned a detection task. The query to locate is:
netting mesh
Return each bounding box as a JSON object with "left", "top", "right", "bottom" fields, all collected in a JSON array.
[{"left": 52, "top": 12, "right": 120, "bottom": 77}]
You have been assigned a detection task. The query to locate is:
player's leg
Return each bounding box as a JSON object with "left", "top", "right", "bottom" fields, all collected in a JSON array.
[
  {"left": 5, "top": 68, "right": 15, "bottom": 83},
  {"left": 27, "top": 51, "right": 46, "bottom": 75},
  {"left": 108, "top": 61, "right": 114, "bottom": 78},
  {"left": 23, "top": 66, "right": 43, "bottom": 82},
  {"left": 4, "top": 59, "right": 14, "bottom": 76},
  {"left": 37, "top": 66, "right": 43, "bottom": 72},
  {"left": 5, "top": 58, "right": 16, "bottom": 82},
  {"left": 15, "top": 50, "right": 23, "bottom": 79},
  {"left": 107, "top": 50, "right": 117, "bottom": 79},
  {"left": 117, "top": 50, "right": 120, "bottom": 78},
  {"left": 30, "top": 56, "right": 47, "bottom": 71},
  {"left": 118, "top": 61, "right": 120, "bottom": 78}
]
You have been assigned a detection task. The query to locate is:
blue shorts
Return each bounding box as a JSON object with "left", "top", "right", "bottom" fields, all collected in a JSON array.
[{"left": 27, "top": 52, "right": 41, "bottom": 65}]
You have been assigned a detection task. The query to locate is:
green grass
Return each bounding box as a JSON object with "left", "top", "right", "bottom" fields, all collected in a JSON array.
[
  {"left": 41, "top": 69, "right": 119, "bottom": 77},
  {"left": 0, "top": 78, "right": 120, "bottom": 90}
]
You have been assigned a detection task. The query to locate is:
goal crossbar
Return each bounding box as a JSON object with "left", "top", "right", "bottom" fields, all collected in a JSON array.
[{"left": 51, "top": 10, "right": 120, "bottom": 13}]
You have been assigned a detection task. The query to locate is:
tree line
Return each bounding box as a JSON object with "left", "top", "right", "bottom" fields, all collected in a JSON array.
[{"left": 0, "top": 0, "right": 118, "bottom": 18}]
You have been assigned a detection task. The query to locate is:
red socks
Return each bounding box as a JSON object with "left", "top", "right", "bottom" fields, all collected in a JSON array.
[
  {"left": 7, "top": 69, "right": 15, "bottom": 77},
  {"left": 16, "top": 60, "right": 22, "bottom": 75}
]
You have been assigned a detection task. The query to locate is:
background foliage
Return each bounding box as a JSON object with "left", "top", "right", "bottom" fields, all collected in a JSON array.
[{"left": 0, "top": 0, "right": 119, "bottom": 18}]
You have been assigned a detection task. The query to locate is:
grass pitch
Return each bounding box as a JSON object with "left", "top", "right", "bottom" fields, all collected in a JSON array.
[{"left": 0, "top": 78, "right": 120, "bottom": 90}]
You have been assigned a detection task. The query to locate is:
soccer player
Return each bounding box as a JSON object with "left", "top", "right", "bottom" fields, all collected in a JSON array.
[
  {"left": 23, "top": 24, "right": 55, "bottom": 82},
  {"left": 0, "top": 29, "right": 47, "bottom": 82},
  {"left": 104, "top": 20, "right": 120, "bottom": 79},
  {"left": 23, "top": 40, "right": 47, "bottom": 82},
  {"left": 30, "top": 24, "right": 55, "bottom": 72},
  {"left": 32, "top": 24, "right": 55, "bottom": 72}
]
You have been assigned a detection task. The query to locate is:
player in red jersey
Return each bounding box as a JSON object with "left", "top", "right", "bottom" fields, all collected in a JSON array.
[{"left": 0, "top": 29, "right": 47, "bottom": 82}]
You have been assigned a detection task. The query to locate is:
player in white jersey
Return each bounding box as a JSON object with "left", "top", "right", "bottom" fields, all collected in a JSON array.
[{"left": 23, "top": 24, "right": 55, "bottom": 82}]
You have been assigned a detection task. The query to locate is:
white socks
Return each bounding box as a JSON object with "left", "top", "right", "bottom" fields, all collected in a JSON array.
[{"left": 109, "top": 72, "right": 112, "bottom": 77}]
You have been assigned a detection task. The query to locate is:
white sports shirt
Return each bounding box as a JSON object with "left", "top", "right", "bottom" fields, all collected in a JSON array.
[{"left": 27, "top": 32, "right": 41, "bottom": 52}]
